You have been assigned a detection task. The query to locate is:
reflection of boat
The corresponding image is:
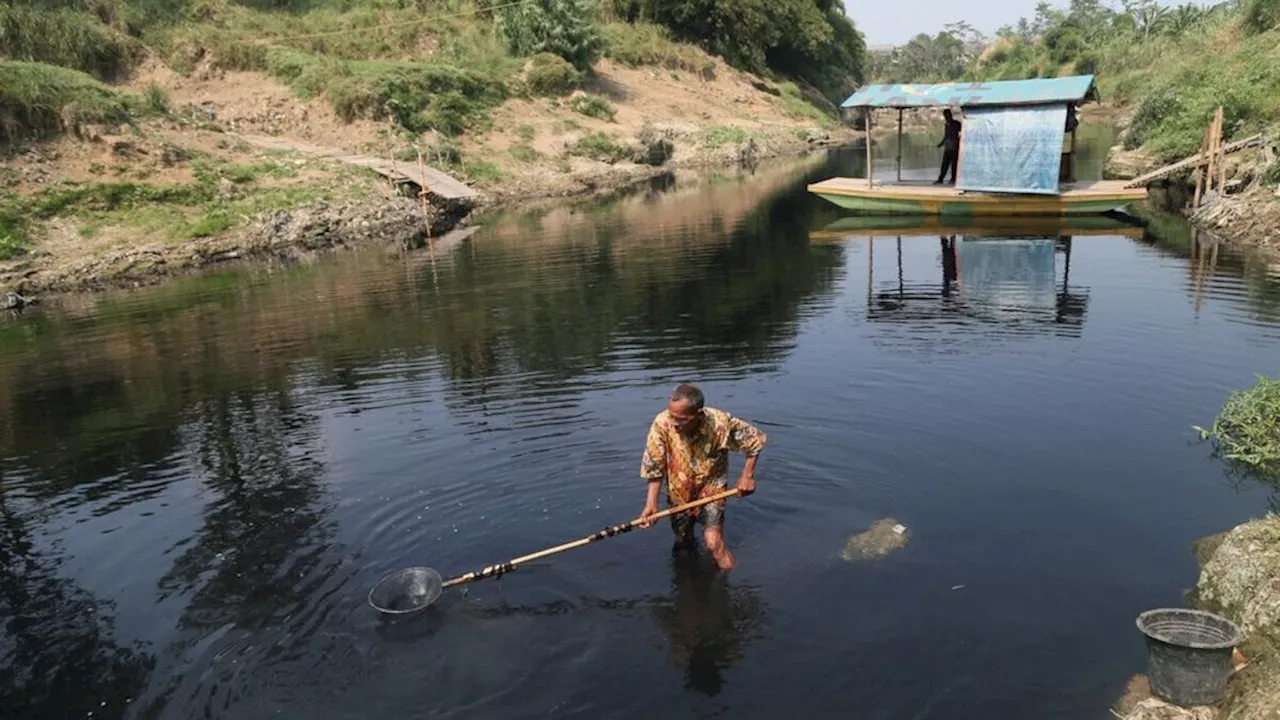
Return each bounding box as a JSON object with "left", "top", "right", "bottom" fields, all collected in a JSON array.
[
  {"left": 808, "top": 214, "right": 1145, "bottom": 241},
  {"left": 809, "top": 75, "right": 1148, "bottom": 215},
  {"left": 861, "top": 235, "right": 1090, "bottom": 337}
]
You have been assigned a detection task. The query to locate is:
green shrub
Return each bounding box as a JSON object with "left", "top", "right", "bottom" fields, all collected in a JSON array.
[
  {"left": 0, "top": 203, "right": 30, "bottom": 259},
  {"left": 0, "top": 4, "right": 137, "bottom": 81},
  {"left": 701, "top": 125, "right": 750, "bottom": 148},
  {"left": 518, "top": 124, "right": 536, "bottom": 141},
  {"left": 0, "top": 61, "right": 134, "bottom": 144},
  {"left": 463, "top": 158, "right": 506, "bottom": 182},
  {"left": 568, "top": 93, "right": 615, "bottom": 121},
  {"left": 1195, "top": 375, "right": 1280, "bottom": 477},
  {"left": 568, "top": 132, "right": 630, "bottom": 163},
  {"left": 144, "top": 83, "right": 170, "bottom": 114},
  {"left": 511, "top": 144, "right": 543, "bottom": 162},
  {"left": 494, "top": 0, "right": 604, "bottom": 70},
  {"left": 1242, "top": 0, "right": 1280, "bottom": 35},
  {"left": 1073, "top": 52, "right": 1100, "bottom": 76},
  {"left": 1263, "top": 159, "right": 1280, "bottom": 186},
  {"left": 188, "top": 210, "right": 234, "bottom": 238},
  {"left": 524, "top": 52, "right": 581, "bottom": 96},
  {"left": 776, "top": 82, "right": 835, "bottom": 126},
  {"left": 1125, "top": 86, "right": 1181, "bottom": 151},
  {"left": 601, "top": 21, "right": 714, "bottom": 76},
  {"left": 260, "top": 50, "right": 508, "bottom": 137}
]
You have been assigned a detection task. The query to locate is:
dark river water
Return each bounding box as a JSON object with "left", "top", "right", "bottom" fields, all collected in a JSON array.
[{"left": 3, "top": 131, "right": 1280, "bottom": 720}]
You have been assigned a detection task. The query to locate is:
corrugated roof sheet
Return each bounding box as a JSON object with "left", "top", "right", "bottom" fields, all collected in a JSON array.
[{"left": 841, "top": 75, "right": 1098, "bottom": 109}]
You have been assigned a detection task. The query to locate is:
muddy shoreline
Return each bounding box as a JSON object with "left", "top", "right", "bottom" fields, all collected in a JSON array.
[{"left": 0, "top": 133, "right": 843, "bottom": 301}]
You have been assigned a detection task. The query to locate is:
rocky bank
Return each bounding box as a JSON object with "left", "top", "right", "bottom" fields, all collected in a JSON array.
[{"left": 1116, "top": 516, "right": 1280, "bottom": 720}]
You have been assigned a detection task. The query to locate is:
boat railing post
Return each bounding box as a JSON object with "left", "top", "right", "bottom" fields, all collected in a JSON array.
[
  {"left": 896, "top": 108, "right": 903, "bottom": 182},
  {"left": 866, "top": 108, "right": 874, "bottom": 189}
]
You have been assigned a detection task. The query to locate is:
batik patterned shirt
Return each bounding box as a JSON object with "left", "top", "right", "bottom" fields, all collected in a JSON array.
[{"left": 640, "top": 407, "right": 767, "bottom": 511}]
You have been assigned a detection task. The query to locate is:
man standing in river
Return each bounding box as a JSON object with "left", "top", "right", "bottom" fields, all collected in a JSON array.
[{"left": 638, "top": 383, "right": 766, "bottom": 571}]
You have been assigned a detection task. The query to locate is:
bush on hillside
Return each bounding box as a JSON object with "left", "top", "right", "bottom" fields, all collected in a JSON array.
[
  {"left": 241, "top": 47, "right": 508, "bottom": 136},
  {"left": 568, "top": 93, "right": 615, "bottom": 121},
  {"left": 0, "top": 4, "right": 137, "bottom": 80},
  {"left": 0, "top": 60, "right": 134, "bottom": 144},
  {"left": 601, "top": 22, "right": 714, "bottom": 76},
  {"left": 609, "top": 0, "right": 865, "bottom": 104},
  {"left": 568, "top": 132, "right": 630, "bottom": 163},
  {"left": 1242, "top": 0, "right": 1280, "bottom": 35},
  {"left": 524, "top": 52, "right": 580, "bottom": 95},
  {"left": 493, "top": 0, "right": 604, "bottom": 70},
  {"left": 1263, "top": 159, "right": 1280, "bottom": 186}
]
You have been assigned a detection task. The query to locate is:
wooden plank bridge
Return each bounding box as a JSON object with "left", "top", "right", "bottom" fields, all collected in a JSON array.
[
  {"left": 1122, "top": 133, "right": 1266, "bottom": 189},
  {"left": 233, "top": 133, "right": 478, "bottom": 202}
]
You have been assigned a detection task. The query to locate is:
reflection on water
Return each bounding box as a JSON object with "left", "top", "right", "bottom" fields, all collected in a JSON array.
[
  {"left": 651, "top": 553, "right": 767, "bottom": 698},
  {"left": 1, "top": 145, "right": 1279, "bottom": 719},
  {"left": 0, "top": 483, "right": 155, "bottom": 720},
  {"left": 860, "top": 236, "right": 1086, "bottom": 336}
]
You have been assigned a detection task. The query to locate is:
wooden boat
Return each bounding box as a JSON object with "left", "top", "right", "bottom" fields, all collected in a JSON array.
[
  {"left": 807, "top": 177, "right": 1148, "bottom": 216},
  {"left": 810, "top": 75, "right": 1149, "bottom": 216}
]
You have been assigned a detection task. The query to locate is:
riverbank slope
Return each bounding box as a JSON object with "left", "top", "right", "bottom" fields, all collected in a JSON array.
[{"left": 0, "top": 1, "right": 855, "bottom": 297}]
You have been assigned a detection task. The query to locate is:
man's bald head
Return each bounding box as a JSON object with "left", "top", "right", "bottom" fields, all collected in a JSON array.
[
  {"left": 668, "top": 383, "right": 705, "bottom": 435},
  {"left": 670, "top": 383, "right": 704, "bottom": 411}
]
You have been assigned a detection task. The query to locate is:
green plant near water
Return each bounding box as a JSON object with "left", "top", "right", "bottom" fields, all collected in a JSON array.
[
  {"left": 568, "top": 132, "right": 631, "bottom": 163},
  {"left": 0, "top": 202, "right": 29, "bottom": 259},
  {"left": 701, "top": 125, "right": 751, "bottom": 149},
  {"left": 568, "top": 93, "right": 615, "bottom": 121},
  {"left": 1195, "top": 375, "right": 1280, "bottom": 477}
]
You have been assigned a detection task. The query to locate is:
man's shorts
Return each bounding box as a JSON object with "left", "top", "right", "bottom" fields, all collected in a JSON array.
[{"left": 669, "top": 497, "right": 724, "bottom": 538}]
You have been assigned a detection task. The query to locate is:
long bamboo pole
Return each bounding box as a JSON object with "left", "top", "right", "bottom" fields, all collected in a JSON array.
[
  {"left": 1215, "top": 107, "right": 1227, "bottom": 195},
  {"left": 442, "top": 487, "right": 743, "bottom": 588},
  {"left": 1192, "top": 126, "right": 1207, "bottom": 210}
]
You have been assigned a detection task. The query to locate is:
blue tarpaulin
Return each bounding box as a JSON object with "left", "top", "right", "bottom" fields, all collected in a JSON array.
[
  {"left": 956, "top": 104, "right": 1067, "bottom": 195},
  {"left": 840, "top": 76, "right": 1097, "bottom": 109}
]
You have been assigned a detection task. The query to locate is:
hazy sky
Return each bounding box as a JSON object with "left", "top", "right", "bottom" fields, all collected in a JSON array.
[
  {"left": 851, "top": 0, "right": 1044, "bottom": 46},
  {"left": 851, "top": 0, "right": 1215, "bottom": 46}
]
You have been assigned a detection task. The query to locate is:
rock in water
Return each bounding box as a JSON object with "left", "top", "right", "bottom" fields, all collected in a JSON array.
[
  {"left": 841, "top": 518, "right": 910, "bottom": 562},
  {"left": 1195, "top": 516, "right": 1280, "bottom": 638},
  {"left": 2, "top": 292, "right": 34, "bottom": 310}
]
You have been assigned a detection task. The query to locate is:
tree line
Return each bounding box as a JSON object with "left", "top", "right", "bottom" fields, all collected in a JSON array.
[{"left": 868, "top": 0, "right": 1263, "bottom": 83}]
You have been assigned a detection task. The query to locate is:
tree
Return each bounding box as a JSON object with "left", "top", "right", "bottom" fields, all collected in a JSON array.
[
  {"left": 494, "top": 0, "right": 605, "bottom": 70},
  {"left": 631, "top": 0, "right": 864, "bottom": 102}
]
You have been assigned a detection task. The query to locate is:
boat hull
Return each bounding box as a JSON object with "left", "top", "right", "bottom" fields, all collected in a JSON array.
[{"left": 807, "top": 178, "right": 1147, "bottom": 216}]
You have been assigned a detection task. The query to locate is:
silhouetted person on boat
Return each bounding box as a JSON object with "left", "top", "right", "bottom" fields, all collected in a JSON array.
[
  {"left": 638, "top": 383, "right": 766, "bottom": 571},
  {"left": 936, "top": 109, "right": 961, "bottom": 185}
]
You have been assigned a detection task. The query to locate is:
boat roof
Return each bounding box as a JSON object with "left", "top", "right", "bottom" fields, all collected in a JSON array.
[{"left": 841, "top": 75, "right": 1099, "bottom": 110}]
